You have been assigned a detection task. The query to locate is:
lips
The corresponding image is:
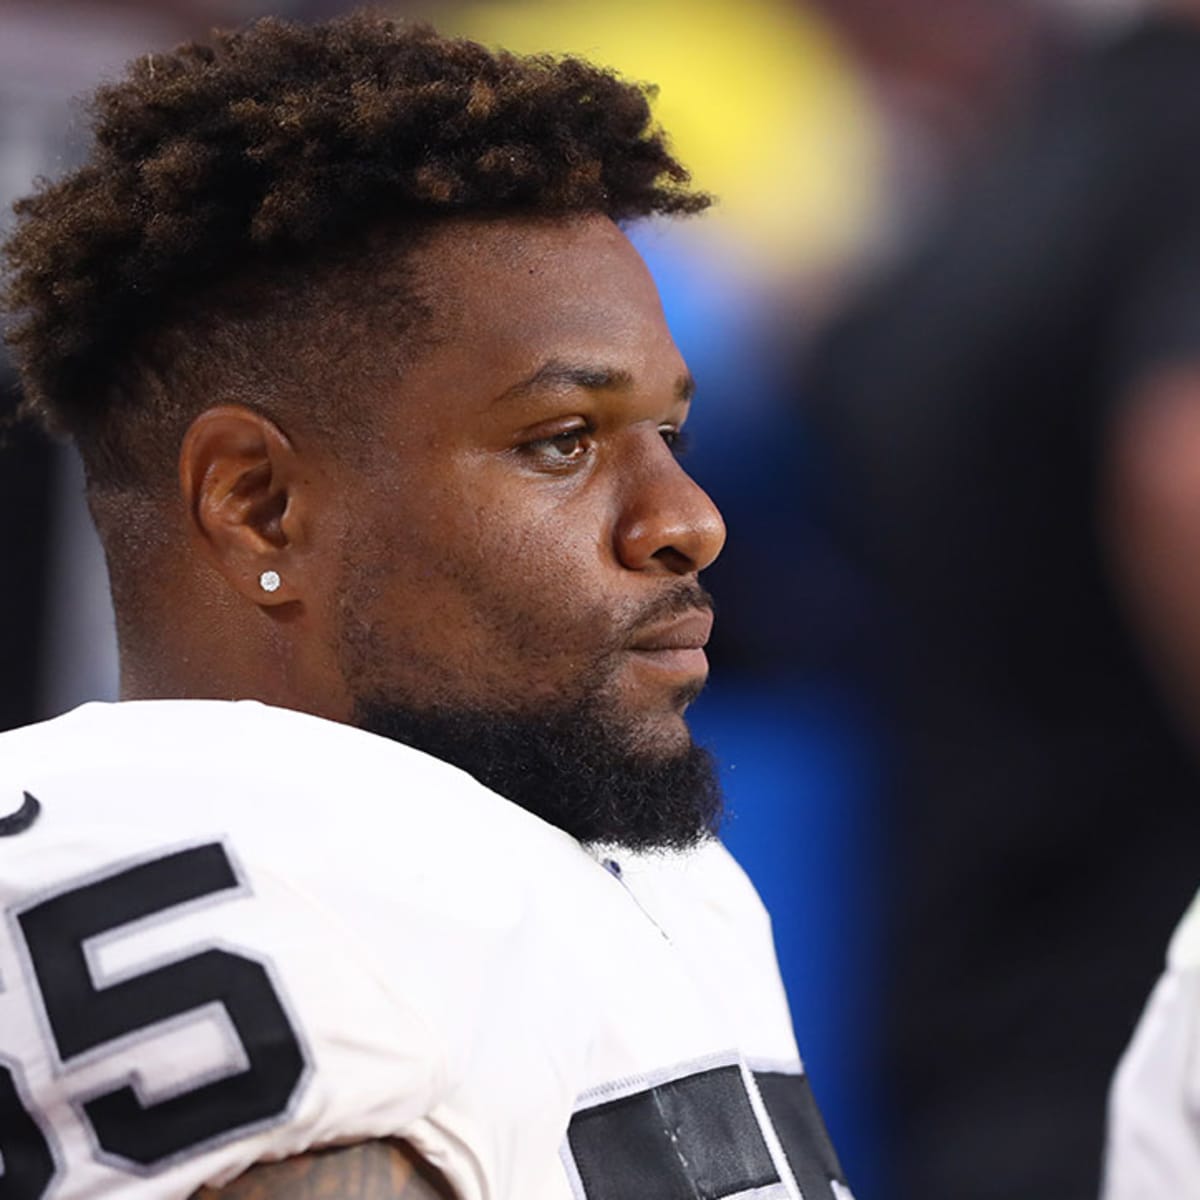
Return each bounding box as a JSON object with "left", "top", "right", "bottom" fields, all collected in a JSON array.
[
  {"left": 629, "top": 608, "right": 714, "bottom": 653},
  {"left": 625, "top": 609, "right": 714, "bottom": 688}
]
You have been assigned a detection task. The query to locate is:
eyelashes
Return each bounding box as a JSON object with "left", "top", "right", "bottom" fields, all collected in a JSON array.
[
  {"left": 516, "top": 423, "right": 691, "bottom": 472},
  {"left": 516, "top": 425, "right": 593, "bottom": 468},
  {"left": 659, "top": 427, "right": 690, "bottom": 458}
]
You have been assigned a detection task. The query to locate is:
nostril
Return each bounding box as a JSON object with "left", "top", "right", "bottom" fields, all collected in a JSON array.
[{"left": 652, "top": 545, "right": 696, "bottom": 575}]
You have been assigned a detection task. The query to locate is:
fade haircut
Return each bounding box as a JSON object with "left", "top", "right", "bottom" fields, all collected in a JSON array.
[{"left": 1, "top": 11, "right": 708, "bottom": 518}]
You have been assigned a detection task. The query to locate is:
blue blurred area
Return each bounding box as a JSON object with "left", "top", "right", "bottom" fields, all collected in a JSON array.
[
  {"left": 691, "top": 680, "right": 886, "bottom": 1200},
  {"left": 631, "top": 225, "right": 882, "bottom": 678}
]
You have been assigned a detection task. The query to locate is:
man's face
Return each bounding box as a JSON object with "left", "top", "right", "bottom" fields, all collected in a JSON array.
[{"left": 325, "top": 215, "right": 726, "bottom": 846}]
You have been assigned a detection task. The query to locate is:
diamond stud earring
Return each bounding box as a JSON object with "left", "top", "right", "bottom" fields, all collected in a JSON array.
[{"left": 259, "top": 570, "right": 281, "bottom": 593}]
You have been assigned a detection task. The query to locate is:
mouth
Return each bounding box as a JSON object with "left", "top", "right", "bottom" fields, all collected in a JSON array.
[{"left": 626, "top": 608, "right": 714, "bottom": 681}]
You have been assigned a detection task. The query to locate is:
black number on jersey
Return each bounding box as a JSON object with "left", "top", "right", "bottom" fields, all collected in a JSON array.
[
  {"left": 13, "top": 842, "right": 307, "bottom": 1176},
  {"left": 566, "top": 1065, "right": 850, "bottom": 1200},
  {"left": 0, "top": 1060, "right": 55, "bottom": 1200}
]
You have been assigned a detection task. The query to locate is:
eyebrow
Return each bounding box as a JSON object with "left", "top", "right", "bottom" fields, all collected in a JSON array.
[{"left": 492, "top": 358, "right": 696, "bottom": 406}]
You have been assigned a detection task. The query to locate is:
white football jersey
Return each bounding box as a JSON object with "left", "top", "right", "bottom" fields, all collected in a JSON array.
[
  {"left": 1104, "top": 889, "right": 1200, "bottom": 1199},
  {"left": 0, "top": 700, "right": 850, "bottom": 1200}
]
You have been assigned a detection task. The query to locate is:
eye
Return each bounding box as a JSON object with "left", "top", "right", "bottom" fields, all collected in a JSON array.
[
  {"left": 516, "top": 424, "right": 595, "bottom": 470},
  {"left": 659, "top": 425, "right": 691, "bottom": 458}
]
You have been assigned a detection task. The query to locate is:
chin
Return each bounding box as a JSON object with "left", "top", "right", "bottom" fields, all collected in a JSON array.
[
  {"left": 352, "top": 692, "right": 723, "bottom": 852},
  {"left": 631, "top": 712, "right": 696, "bottom": 758}
]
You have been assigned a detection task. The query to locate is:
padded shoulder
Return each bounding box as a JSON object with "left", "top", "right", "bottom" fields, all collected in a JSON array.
[{"left": 0, "top": 701, "right": 608, "bottom": 1199}]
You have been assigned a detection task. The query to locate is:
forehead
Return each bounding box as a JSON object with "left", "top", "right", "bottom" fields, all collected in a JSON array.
[{"left": 402, "top": 214, "right": 685, "bottom": 389}]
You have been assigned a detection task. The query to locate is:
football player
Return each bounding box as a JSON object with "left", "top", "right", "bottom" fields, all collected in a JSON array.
[{"left": 0, "top": 12, "right": 850, "bottom": 1200}]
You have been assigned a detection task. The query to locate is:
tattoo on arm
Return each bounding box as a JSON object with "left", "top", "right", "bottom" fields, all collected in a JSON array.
[{"left": 191, "top": 1140, "right": 457, "bottom": 1200}]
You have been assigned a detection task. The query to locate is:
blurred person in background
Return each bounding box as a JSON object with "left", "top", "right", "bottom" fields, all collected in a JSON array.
[
  {"left": 803, "top": 4, "right": 1200, "bottom": 1198},
  {"left": 1096, "top": 7, "right": 1200, "bottom": 1193}
]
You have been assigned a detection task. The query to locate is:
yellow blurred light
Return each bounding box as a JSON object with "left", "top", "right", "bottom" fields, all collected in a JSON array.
[{"left": 442, "top": 0, "right": 882, "bottom": 277}]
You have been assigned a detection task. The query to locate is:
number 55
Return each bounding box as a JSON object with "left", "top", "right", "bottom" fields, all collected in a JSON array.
[{"left": 3, "top": 842, "right": 308, "bottom": 1197}]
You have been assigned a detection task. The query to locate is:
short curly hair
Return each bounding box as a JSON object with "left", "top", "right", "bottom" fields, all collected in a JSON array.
[{"left": 1, "top": 10, "right": 708, "bottom": 496}]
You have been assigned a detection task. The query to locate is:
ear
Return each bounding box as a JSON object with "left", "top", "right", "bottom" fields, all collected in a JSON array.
[{"left": 179, "top": 405, "right": 310, "bottom": 606}]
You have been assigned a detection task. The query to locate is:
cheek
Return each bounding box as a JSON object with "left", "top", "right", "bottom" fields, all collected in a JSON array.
[
  {"left": 365, "top": 480, "right": 618, "bottom": 682},
  {"left": 459, "top": 503, "right": 612, "bottom": 649}
]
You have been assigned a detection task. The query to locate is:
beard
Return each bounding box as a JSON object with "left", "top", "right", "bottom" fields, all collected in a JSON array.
[
  {"left": 338, "top": 564, "right": 724, "bottom": 851},
  {"left": 353, "top": 689, "right": 723, "bottom": 852}
]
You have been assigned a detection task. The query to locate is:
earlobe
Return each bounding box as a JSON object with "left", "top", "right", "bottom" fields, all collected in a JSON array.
[{"left": 179, "top": 405, "right": 304, "bottom": 604}]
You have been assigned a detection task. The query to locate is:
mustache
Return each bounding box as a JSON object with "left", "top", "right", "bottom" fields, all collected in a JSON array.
[{"left": 620, "top": 582, "right": 715, "bottom": 643}]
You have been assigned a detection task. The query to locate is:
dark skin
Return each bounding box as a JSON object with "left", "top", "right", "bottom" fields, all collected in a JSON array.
[
  {"left": 142, "top": 214, "right": 724, "bottom": 1196},
  {"left": 130, "top": 215, "right": 724, "bottom": 752},
  {"left": 192, "top": 1142, "right": 454, "bottom": 1200}
]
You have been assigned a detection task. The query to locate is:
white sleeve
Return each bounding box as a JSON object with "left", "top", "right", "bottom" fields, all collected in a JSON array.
[
  {"left": 5, "top": 835, "right": 451, "bottom": 1200},
  {"left": 1104, "top": 891, "right": 1200, "bottom": 1200},
  {"left": 0, "top": 701, "right": 624, "bottom": 1200}
]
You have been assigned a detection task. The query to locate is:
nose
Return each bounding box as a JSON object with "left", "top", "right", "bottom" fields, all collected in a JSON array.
[{"left": 614, "top": 434, "right": 726, "bottom": 575}]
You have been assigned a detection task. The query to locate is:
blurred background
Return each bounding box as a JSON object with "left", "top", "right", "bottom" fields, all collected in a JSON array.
[{"left": 7, "top": 1, "right": 1200, "bottom": 1198}]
